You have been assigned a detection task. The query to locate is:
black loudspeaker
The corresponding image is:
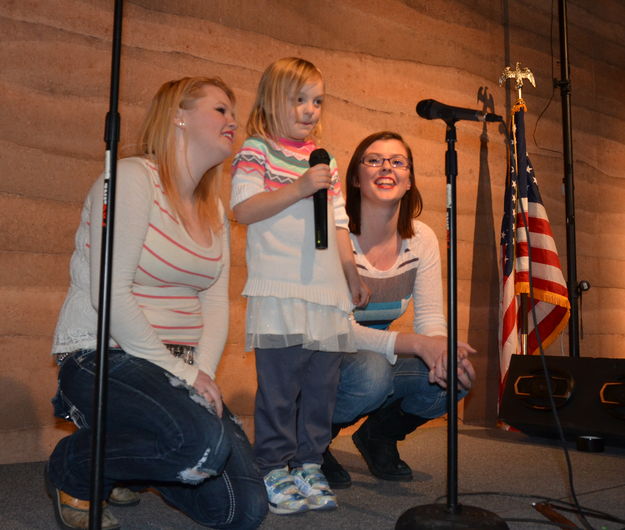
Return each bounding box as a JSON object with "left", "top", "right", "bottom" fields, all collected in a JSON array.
[{"left": 499, "top": 355, "right": 625, "bottom": 446}]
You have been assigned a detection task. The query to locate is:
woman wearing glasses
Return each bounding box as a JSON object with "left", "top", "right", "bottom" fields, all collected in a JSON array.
[{"left": 322, "top": 131, "right": 476, "bottom": 488}]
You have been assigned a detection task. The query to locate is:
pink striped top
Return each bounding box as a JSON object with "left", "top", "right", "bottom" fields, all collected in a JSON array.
[{"left": 52, "top": 157, "right": 229, "bottom": 383}]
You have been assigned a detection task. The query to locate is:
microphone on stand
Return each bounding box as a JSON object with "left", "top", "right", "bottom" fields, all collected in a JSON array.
[
  {"left": 416, "top": 98, "right": 503, "bottom": 124},
  {"left": 395, "top": 96, "right": 509, "bottom": 530},
  {"left": 309, "top": 148, "right": 330, "bottom": 249}
]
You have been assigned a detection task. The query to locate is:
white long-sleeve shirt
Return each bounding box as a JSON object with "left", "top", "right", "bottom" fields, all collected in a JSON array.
[{"left": 52, "top": 157, "right": 229, "bottom": 383}]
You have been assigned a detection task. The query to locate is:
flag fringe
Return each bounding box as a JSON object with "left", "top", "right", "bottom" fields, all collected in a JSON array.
[
  {"left": 513, "top": 282, "right": 571, "bottom": 309},
  {"left": 511, "top": 98, "right": 528, "bottom": 113}
]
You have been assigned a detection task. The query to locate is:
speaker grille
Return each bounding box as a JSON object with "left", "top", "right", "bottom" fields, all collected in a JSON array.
[
  {"left": 512, "top": 370, "right": 573, "bottom": 409},
  {"left": 499, "top": 355, "right": 625, "bottom": 446}
]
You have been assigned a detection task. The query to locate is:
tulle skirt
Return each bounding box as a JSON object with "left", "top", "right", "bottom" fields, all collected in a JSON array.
[{"left": 245, "top": 296, "right": 356, "bottom": 353}]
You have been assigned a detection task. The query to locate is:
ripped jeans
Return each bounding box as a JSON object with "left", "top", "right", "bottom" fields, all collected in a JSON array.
[{"left": 48, "top": 349, "right": 267, "bottom": 529}]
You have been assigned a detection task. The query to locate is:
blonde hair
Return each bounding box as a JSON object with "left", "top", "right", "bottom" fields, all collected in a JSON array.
[
  {"left": 246, "top": 57, "right": 323, "bottom": 140},
  {"left": 137, "top": 76, "right": 235, "bottom": 233}
]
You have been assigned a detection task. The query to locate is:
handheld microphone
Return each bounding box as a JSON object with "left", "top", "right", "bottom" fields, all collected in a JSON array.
[
  {"left": 309, "top": 148, "right": 330, "bottom": 250},
  {"left": 416, "top": 99, "right": 503, "bottom": 124}
]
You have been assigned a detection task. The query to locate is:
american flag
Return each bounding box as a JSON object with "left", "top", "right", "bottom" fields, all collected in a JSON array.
[{"left": 499, "top": 103, "right": 570, "bottom": 391}]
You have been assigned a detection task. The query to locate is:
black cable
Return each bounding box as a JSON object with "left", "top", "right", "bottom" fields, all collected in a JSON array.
[
  {"left": 558, "top": 481, "right": 625, "bottom": 506},
  {"left": 579, "top": 287, "right": 584, "bottom": 339},
  {"left": 548, "top": 503, "right": 625, "bottom": 525},
  {"left": 516, "top": 162, "right": 593, "bottom": 530},
  {"left": 504, "top": 518, "right": 579, "bottom": 529},
  {"left": 436, "top": 491, "right": 625, "bottom": 525}
]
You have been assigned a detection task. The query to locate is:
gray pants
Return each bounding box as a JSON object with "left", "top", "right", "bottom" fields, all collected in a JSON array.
[{"left": 253, "top": 345, "right": 342, "bottom": 475}]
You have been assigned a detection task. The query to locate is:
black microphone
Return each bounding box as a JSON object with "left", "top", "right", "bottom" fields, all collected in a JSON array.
[
  {"left": 416, "top": 98, "right": 503, "bottom": 124},
  {"left": 309, "top": 148, "right": 330, "bottom": 250}
]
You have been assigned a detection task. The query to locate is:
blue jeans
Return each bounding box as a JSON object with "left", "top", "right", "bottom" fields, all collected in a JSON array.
[
  {"left": 48, "top": 349, "right": 267, "bottom": 529},
  {"left": 333, "top": 351, "right": 468, "bottom": 424}
]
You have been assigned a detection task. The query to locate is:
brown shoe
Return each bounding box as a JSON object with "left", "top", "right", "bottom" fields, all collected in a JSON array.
[
  {"left": 45, "top": 464, "right": 121, "bottom": 529},
  {"left": 108, "top": 487, "right": 141, "bottom": 507}
]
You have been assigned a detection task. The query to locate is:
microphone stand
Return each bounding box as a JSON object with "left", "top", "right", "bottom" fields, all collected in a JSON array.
[
  {"left": 89, "top": 1, "right": 124, "bottom": 528},
  {"left": 396, "top": 122, "right": 508, "bottom": 529}
]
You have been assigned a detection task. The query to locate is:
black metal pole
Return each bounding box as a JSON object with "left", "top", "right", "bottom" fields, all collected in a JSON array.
[
  {"left": 444, "top": 123, "right": 460, "bottom": 513},
  {"left": 395, "top": 122, "right": 508, "bottom": 529},
  {"left": 556, "top": 0, "right": 580, "bottom": 358},
  {"left": 89, "top": 1, "right": 123, "bottom": 528}
]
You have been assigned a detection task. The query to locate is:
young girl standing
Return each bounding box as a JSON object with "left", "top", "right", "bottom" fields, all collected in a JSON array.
[{"left": 231, "top": 57, "right": 368, "bottom": 515}]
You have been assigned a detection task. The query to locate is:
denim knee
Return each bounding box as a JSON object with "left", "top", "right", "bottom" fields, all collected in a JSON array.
[
  {"left": 402, "top": 386, "right": 469, "bottom": 419},
  {"left": 176, "top": 418, "right": 232, "bottom": 483},
  {"left": 237, "top": 495, "right": 268, "bottom": 530},
  {"left": 333, "top": 351, "right": 394, "bottom": 424},
  {"left": 156, "top": 375, "right": 232, "bottom": 483},
  {"left": 222, "top": 479, "right": 268, "bottom": 530},
  {"left": 187, "top": 425, "right": 267, "bottom": 530}
]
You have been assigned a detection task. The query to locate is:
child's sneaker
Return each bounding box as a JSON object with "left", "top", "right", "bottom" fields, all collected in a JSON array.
[
  {"left": 263, "top": 467, "right": 309, "bottom": 515},
  {"left": 291, "top": 463, "right": 338, "bottom": 511}
]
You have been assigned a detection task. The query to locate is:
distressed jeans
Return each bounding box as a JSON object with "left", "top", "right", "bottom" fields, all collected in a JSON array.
[
  {"left": 48, "top": 349, "right": 267, "bottom": 529},
  {"left": 333, "top": 350, "right": 469, "bottom": 424}
]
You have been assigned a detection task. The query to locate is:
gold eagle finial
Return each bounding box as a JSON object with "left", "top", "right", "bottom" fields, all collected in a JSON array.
[{"left": 499, "top": 62, "right": 536, "bottom": 101}]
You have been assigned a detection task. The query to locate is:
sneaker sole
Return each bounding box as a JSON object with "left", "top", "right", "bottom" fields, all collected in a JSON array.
[
  {"left": 307, "top": 499, "right": 338, "bottom": 511},
  {"left": 268, "top": 502, "right": 310, "bottom": 515}
]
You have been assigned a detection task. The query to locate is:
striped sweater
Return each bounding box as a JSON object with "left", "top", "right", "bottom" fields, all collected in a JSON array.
[
  {"left": 230, "top": 136, "right": 353, "bottom": 314},
  {"left": 351, "top": 220, "right": 447, "bottom": 337},
  {"left": 52, "top": 157, "right": 229, "bottom": 383}
]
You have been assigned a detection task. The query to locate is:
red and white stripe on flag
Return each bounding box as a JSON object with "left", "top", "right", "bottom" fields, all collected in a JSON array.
[{"left": 498, "top": 102, "right": 570, "bottom": 398}]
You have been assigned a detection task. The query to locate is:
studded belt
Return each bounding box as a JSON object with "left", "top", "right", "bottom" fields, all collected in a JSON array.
[
  {"left": 164, "top": 343, "right": 195, "bottom": 365},
  {"left": 54, "top": 344, "right": 195, "bottom": 366},
  {"left": 53, "top": 351, "right": 72, "bottom": 365}
]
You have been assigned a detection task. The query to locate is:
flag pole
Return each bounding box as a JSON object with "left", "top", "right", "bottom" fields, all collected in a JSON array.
[
  {"left": 520, "top": 294, "right": 528, "bottom": 356},
  {"left": 498, "top": 64, "right": 536, "bottom": 363}
]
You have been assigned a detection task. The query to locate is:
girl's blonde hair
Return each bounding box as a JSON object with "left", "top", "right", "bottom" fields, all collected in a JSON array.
[
  {"left": 246, "top": 57, "right": 323, "bottom": 140},
  {"left": 137, "top": 76, "right": 235, "bottom": 233}
]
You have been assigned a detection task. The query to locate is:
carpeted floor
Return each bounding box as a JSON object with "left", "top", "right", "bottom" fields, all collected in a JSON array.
[{"left": 1, "top": 425, "right": 624, "bottom": 529}]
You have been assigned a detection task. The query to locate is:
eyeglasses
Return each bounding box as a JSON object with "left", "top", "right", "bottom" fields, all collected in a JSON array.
[{"left": 360, "top": 154, "right": 410, "bottom": 169}]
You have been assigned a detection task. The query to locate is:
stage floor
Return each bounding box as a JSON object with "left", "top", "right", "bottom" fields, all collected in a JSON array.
[{"left": 1, "top": 425, "right": 624, "bottom": 529}]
